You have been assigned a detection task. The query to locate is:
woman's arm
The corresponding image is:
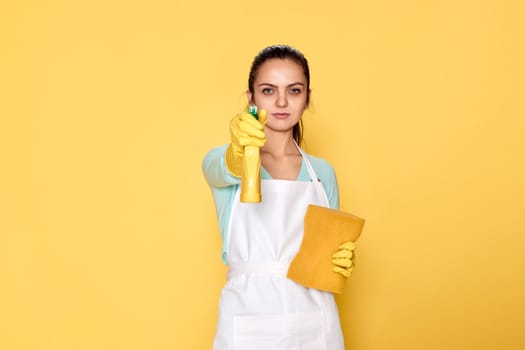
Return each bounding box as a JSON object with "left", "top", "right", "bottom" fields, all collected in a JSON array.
[
  {"left": 202, "top": 144, "right": 241, "bottom": 188},
  {"left": 202, "top": 144, "right": 241, "bottom": 263}
]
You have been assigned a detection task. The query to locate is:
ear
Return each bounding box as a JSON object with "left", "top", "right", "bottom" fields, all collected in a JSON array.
[{"left": 246, "top": 90, "right": 254, "bottom": 104}]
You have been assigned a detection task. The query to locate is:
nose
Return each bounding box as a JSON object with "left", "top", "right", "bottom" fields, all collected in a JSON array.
[{"left": 276, "top": 91, "right": 288, "bottom": 107}]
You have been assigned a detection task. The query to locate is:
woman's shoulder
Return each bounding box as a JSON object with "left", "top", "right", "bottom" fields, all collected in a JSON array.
[{"left": 303, "top": 152, "right": 337, "bottom": 177}]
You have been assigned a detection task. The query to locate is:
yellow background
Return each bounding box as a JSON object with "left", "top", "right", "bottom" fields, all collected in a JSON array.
[{"left": 1, "top": 1, "right": 524, "bottom": 349}]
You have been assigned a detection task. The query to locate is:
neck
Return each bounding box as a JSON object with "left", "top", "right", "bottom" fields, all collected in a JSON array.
[{"left": 261, "top": 128, "right": 299, "bottom": 158}]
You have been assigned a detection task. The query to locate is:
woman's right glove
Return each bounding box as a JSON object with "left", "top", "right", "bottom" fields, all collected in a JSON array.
[
  {"left": 332, "top": 241, "right": 356, "bottom": 278},
  {"left": 225, "top": 110, "right": 267, "bottom": 177}
]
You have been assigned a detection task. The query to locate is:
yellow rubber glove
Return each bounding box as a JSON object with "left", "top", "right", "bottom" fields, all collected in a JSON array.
[
  {"left": 225, "top": 110, "right": 267, "bottom": 177},
  {"left": 332, "top": 241, "right": 356, "bottom": 278}
]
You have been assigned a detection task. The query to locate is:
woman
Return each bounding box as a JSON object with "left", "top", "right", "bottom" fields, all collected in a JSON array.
[{"left": 202, "top": 45, "right": 356, "bottom": 350}]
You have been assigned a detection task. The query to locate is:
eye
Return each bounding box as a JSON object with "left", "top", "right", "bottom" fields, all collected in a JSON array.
[
  {"left": 289, "top": 88, "right": 302, "bottom": 95},
  {"left": 262, "top": 88, "right": 273, "bottom": 94}
]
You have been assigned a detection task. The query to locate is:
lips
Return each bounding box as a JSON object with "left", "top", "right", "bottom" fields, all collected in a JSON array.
[{"left": 272, "top": 113, "right": 291, "bottom": 119}]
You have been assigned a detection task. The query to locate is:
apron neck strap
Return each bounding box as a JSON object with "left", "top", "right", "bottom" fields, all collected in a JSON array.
[{"left": 294, "top": 141, "right": 320, "bottom": 182}]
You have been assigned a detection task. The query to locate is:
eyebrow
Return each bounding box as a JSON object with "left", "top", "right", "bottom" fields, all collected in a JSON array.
[{"left": 257, "top": 82, "right": 305, "bottom": 88}]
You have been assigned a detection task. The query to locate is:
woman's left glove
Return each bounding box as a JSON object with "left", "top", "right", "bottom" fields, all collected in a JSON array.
[{"left": 332, "top": 241, "right": 356, "bottom": 278}]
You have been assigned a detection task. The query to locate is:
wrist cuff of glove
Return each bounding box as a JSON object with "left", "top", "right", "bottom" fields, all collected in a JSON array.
[{"left": 225, "top": 146, "right": 242, "bottom": 178}]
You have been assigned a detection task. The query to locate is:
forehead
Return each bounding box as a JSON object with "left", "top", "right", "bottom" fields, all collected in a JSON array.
[{"left": 254, "top": 58, "right": 306, "bottom": 84}]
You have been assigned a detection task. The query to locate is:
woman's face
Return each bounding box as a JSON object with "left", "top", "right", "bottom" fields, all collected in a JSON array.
[{"left": 248, "top": 58, "right": 309, "bottom": 134}]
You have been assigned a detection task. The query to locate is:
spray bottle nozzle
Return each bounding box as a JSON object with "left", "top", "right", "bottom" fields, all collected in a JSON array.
[{"left": 248, "top": 105, "right": 258, "bottom": 120}]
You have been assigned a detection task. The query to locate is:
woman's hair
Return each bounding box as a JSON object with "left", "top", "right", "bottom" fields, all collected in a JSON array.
[{"left": 248, "top": 45, "right": 310, "bottom": 146}]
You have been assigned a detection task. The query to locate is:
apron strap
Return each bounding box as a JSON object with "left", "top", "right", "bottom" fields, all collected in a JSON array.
[
  {"left": 295, "top": 142, "right": 331, "bottom": 207},
  {"left": 295, "top": 142, "right": 320, "bottom": 182},
  {"left": 227, "top": 262, "right": 289, "bottom": 280}
]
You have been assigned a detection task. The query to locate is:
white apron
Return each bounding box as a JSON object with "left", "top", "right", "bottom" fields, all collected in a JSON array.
[{"left": 213, "top": 147, "right": 345, "bottom": 350}]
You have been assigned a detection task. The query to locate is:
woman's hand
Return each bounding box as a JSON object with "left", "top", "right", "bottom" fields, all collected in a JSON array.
[
  {"left": 225, "top": 110, "right": 267, "bottom": 177},
  {"left": 332, "top": 241, "right": 356, "bottom": 278}
]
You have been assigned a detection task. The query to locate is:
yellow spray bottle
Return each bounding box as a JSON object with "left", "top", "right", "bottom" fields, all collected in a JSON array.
[{"left": 240, "top": 105, "right": 266, "bottom": 203}]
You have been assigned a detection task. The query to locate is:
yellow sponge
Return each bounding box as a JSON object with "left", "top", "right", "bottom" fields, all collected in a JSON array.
[{"left": 287, "top": 204, "right": 365, "bottom": 294}]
